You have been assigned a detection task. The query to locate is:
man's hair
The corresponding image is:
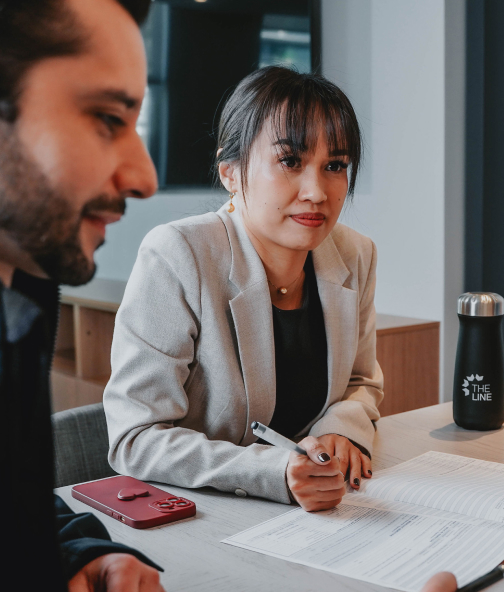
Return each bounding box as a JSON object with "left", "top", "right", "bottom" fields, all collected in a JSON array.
[{"left": 0, "top": 0, "right": 151, "bottom": 122}]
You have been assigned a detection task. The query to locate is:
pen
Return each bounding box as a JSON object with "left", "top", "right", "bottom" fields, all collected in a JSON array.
[
  {"left": 458, "top": 564, "right": 504, "bottom": 592},
  {"left": 251, "top": 421, "right": 307, "bottom": 455}
]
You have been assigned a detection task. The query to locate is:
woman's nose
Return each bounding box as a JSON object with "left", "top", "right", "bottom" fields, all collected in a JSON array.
[{"left": 298, "top": 170, "right": 327, "bottom": 203}]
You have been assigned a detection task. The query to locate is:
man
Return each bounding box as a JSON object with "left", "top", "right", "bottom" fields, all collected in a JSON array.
[{"left": 0, "top": 0, "right": 163, "bottom": 589}]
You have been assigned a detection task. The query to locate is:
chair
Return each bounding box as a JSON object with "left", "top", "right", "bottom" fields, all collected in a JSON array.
[{"left": 52, "top": 402, "right": 117, "bottom": 488}]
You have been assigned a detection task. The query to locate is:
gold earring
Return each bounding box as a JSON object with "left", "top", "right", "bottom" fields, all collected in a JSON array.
[{"left": 228, "top": 192, "right": 235, "bottom": 213}]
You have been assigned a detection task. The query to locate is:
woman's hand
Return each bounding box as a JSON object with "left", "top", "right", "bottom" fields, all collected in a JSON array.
[
  {"left": 316, "top": 434, "right": 372, "bottom": 490},
  {"left": 286, "top": 436, "right": 345, "bottom": 512}
]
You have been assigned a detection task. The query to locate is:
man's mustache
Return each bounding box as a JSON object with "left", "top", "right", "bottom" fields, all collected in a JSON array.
[{"left": 81, "top": 195, "right": 127, "bottom": 218}]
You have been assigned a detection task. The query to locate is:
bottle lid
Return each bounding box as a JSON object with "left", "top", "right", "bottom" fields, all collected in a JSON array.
[{"left": 458, "top": 292, "right": 504, "bottom": 316}]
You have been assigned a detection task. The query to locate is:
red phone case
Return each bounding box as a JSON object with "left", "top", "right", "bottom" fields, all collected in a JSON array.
[{"left": 71, "top": 476, "right": 196, "bottom": 529}]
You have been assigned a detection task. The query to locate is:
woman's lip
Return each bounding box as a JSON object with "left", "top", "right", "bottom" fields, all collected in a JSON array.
[{"left": 291, "top": 213, "right": 326, "bottom": 227}]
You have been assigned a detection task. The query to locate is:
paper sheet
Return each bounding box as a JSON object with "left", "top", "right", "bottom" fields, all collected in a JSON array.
[
  {"left": 345, "top": 493, "right": 493, "bottom": 524},
  {"left": 224, "top": 500, "right": 504, "bottom": 591},
  {"left": 223, "top": 452, "right": 504, "bottom": 591},
  {"left": 351, "top": 451, "right": 504, "bottom": 522}
]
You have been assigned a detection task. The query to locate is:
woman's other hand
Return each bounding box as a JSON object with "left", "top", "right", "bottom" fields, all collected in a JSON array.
[
  {"left": 286, "top": 436, "right": 345, "bottom": 512},
  {"left": 316, "top": 434, "right": 372, "bottom": 490}
]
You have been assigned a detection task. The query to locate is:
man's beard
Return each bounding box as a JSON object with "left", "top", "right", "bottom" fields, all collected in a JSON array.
[{"left": 0, "top": 124, "right": 125, "bottom": 286}]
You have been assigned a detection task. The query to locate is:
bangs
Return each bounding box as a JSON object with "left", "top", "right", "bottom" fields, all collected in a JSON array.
[
  {"left": 217, "top": 67, "right": 362, "bottom": 198},
  {"left": 268, "top": 93, "right": 361, "bottom": 195}
]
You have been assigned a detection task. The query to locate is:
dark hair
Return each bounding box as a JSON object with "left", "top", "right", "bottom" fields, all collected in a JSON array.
[
  {"left": 216, "top": 66, "right": 362, "bottom": 197},
  {"left": 0, "top": 0, "right": 151, "bottom": 122}
]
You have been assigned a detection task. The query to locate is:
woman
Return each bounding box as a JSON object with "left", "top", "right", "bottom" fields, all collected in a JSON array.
[{"left": 104, "top": 66, "right": 384, "bottom": 512}]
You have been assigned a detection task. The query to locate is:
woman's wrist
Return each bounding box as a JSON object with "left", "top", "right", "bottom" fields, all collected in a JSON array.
[{"left": 284, "top": 467, "right": 298, "bottom": 504}]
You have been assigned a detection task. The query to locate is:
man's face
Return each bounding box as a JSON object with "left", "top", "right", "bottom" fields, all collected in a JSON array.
[{"left": 0, "top": 0, "right": 157, "bottom": 285}]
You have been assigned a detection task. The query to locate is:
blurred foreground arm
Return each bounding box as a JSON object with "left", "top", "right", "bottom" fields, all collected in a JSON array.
[
  {"left": 68, "top": 554, "right": 165, "bottom": 592},
  {"left": 56, "top": 496, "right": 163, "bottom": 588}
]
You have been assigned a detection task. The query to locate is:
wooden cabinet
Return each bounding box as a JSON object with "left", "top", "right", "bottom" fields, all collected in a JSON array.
[
  {"left": 51, "top": 280, "right": 440, "bottom": 416},
  {"left": 376, "top": 315, "right": 440, "bottom": 416},
  {"left": 51, "top": 279, "right": 124, "bottom": 412}
]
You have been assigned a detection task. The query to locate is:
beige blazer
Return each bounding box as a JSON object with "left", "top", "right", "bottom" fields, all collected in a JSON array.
[{"left": 104, "top": 204, "right": 384, "bottom": 504}]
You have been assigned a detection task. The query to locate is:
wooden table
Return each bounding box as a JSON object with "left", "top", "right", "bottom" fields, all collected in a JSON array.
[{"left": 56, "top": 403, "right": 504, "bottom": 592}]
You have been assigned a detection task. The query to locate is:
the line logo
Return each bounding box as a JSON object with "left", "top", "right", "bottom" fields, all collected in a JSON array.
[{"left": 462, "top": 375, "right": 491, "bottom": 400}]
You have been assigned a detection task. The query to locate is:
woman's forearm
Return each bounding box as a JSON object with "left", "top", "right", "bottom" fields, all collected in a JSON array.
[{"left": 108, "top": 423, "right": 291, "bottom": 503}]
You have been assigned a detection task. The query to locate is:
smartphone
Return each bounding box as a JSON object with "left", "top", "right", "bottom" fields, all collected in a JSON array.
[{"left": 71, "top": 475, "right": 196, "bottom": 529}]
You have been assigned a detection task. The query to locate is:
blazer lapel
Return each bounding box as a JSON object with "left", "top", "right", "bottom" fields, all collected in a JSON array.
[
  {"left": 218, "top": 209, "right": 359, "bottom": 441},
  {"left": 218, "top": 207, "right": 276, "bottom": 446},
  {"left": 312, "top": 232, "right": 358, "bottom": 421}
]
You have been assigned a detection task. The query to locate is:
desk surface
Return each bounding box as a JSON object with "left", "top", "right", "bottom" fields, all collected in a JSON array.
[{"left": 56, "top": 403, "right": 504, "bottom": 592}]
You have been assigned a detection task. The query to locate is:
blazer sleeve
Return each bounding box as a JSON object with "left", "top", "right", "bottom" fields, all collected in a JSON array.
[
  {"left": 308, "top": 241, "right": 384, "bottom": 455},
  {"left": 104, "top": 226, "right": 291, "bottom": 504}
]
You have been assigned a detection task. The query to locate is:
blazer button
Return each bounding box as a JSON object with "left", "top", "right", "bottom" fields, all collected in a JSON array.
[{"left": 235, "top": 488, "right": 247, "bottom": 497}]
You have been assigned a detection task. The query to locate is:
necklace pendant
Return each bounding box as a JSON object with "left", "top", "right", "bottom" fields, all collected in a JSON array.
[{"left": 279, "top": 287, "right": 288, "bottom": 295}]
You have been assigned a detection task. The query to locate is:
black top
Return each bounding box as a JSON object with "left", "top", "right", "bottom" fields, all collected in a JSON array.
[
  {"left": 268, "top": 254, "right": 328, "bottom": 439},
  {"left": 0, "top": 270, "right": 160, "bottom": 591}
]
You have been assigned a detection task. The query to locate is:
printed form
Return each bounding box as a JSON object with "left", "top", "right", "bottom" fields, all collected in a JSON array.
[{"left": 223, "top": 452, "right": 504, "bottom": 592}]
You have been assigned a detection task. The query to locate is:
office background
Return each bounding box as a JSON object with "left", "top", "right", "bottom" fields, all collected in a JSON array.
[{"left": 92, "top": 0, "right": 497, "bottom": 404}]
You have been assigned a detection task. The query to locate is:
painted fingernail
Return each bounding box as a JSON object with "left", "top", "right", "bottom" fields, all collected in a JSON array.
[
  {"left": 318, "top": 453, "right": 331, "bottom": 462},
  {"left": 368, "top": 470, "right": 372, "bottom": 476},
  {"left": 353, "top": 478, "right": 360, "bottom": 486}
]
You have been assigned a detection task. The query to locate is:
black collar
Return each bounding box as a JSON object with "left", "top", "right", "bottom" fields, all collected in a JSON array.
[{"left": 0, "top": 269, "right": 59, "bottom": 344}]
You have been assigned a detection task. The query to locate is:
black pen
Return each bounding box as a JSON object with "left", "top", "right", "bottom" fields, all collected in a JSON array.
[{"left": 458, "top": 563, "right": 504, "bottom": 592}]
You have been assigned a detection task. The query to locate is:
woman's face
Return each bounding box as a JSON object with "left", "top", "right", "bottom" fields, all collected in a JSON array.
[{"left": 234, "top": 122, "right": 349, "bottom": 255}]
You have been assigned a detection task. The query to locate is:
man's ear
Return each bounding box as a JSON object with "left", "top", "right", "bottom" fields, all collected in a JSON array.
[{"left": 218, "top": 160, "right": 239, "bottom": 194}]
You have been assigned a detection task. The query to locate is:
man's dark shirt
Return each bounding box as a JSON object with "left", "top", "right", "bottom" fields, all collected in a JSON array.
[{"left": 0, "top": 270, "right": 159, "bottom": 590}]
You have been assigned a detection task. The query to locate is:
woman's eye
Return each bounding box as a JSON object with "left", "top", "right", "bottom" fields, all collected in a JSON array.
[
  {"left": 327, "top": 160, "right": 349, "bottom": 173},
  {"left": 279, "top": 155, "right": 299, "bottom": 168}
]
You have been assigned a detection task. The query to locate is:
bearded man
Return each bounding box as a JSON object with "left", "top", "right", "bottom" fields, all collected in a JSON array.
[{"left": 0, "top": 0, "right": 163, "bottom": 590}]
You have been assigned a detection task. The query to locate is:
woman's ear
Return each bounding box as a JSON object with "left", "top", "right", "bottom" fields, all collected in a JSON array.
[{"left": 218, "top": 160, "right": 239, "bottom": 194}]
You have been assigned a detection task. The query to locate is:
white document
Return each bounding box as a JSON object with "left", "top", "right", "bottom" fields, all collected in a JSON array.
[
  {"left": 351, "top": 451, "right": 504, "bottom": 523},
  {"left": 223, "top": 452, "right": 504, "bottom": 592}
]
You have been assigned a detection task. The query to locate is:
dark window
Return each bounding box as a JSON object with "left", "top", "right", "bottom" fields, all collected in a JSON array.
[{"left": 138, "top": 0, "right": 319, "bottom": 188}]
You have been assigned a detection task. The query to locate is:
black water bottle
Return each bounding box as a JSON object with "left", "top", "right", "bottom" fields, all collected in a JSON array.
[{"left": 453, "top": 292, "right": 504, "bottom": 430}]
